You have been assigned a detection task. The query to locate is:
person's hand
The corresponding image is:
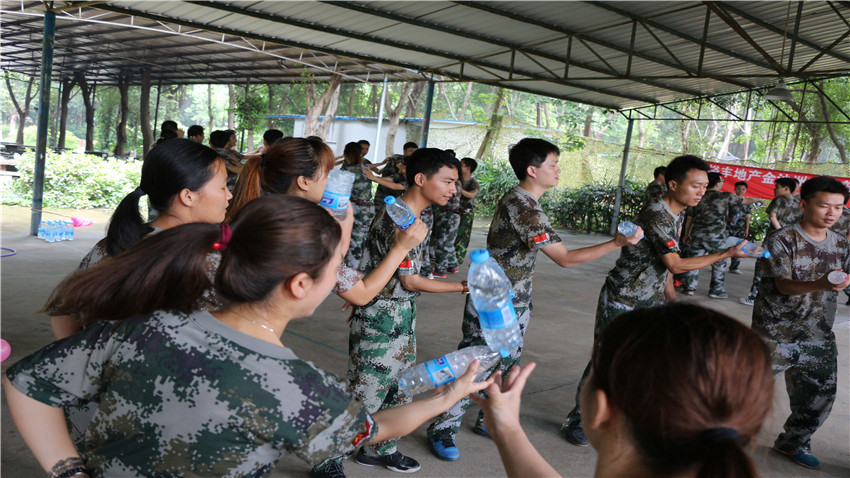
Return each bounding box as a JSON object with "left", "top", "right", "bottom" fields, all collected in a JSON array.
[
  {"left": 342, "top": 302, "right": 357, "bottom": 324},
  {"left": 394, "top": 219, "right": 427, "bottom": 250},
  {"left": 613, "top": 226, "right": 643, "bottom": 247},
  {"left": 176, "top": 128, "right": 185, "bottom": 138},
  {"left": 470, "top": 363, "right": 536, "bottom": 438},
  {"left": 725, "top": 240, "right": 750, "bottom": 259},
  {"left": 432, "top": 359, "right": 494, "bottom": 404},
  {"left": 461, "top": 280, "right": 469, "bottom": 294},
  {"left": 822, "top": 270, "right": 850, "bottom": 291},
  {"left": 362, "top": 166, "right": 377, "bottom": 181}
]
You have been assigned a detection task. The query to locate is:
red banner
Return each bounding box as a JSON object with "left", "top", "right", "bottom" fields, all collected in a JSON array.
[{"left": 707, "top": 162, "right": 850, "bottom": 202}]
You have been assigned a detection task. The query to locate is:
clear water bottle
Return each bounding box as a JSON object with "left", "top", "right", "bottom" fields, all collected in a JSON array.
[
  {"left": 724, "top": 237, "right": 770, "bottom": 258},
  {"left": 617, "top": 220, "right": 639, "bottom": 237},
  {"left": 827, "top": 271, "right": 847, "bottom": 285},
  {"left": 320, "top": 170, "right": 355, "bottom": 219},
  {"left": 67, "top": 221, "right": 74, "bottom": 241},
  {"left": 467, "top": 249, "right": 522, "bottom": 358},
  {"left": 37, "top": 221, "right": 46, "bottom": 240},
  {"left": 397, "top": 346, "right": 501, "bottom": 396},
  {"left": 384, "top": 196, "right": 416, "bottom": 230},
  {"left": 45, "top": 221, "right": 56, "bottom": 243}
]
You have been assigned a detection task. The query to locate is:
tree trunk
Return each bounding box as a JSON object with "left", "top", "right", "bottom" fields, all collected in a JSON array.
[
  {"left": 475, "top": 87, "right": 505, "bottom": 160},
  {"left": 404, "top": 82, "right": 426, "bottom": 118},
  {"left": 227, "top": 84, "right": 236, "bottom": 129},
  {"left": 304, "top": 70, "right": 343, "bottom": 137},
  {"left": 536, "top": 102, "right": 543, "bottom": 127},
  {"left": 267, "top": 84, "right": 274, "bottom": 129},
  {"left": 207, "top": 84, "right": 214, "bottom": 130},
  {"left": 176, "top": 85, "right": 187, "bottom": 114},
  {"left": 716, "top": 115, "right": 735, "bottom": 160},
  {"left": 817, "top": 87, "right": 848, "bottom": 163},
  {"left": 57, "top": 77, "right": 75, "bottom": 149},
  {"left": 74, "top": 71, "right": 95, "bottom": 151},
  {"left": 385, "top": 82, "right": 417, "bottom": 157},
  {"left": 140, "top": 69, "right": 153, "bottom": 157},
  {"left": 113, "top": 74, "right": 130, "bottom": 156},
  {"left": 583, "top": 111, "right": 593, "bottom": 137},
  {"left": 4, "top": 72, "right": 36, "bottom": 144},
  {"left": 783, "top": 98, "right": 823, "bottom": 164},
  {"left": 347, "top": 84, "right": 355, "bottom": 117},
  {"left": 317, "top": 79, "right": 342, "bottom": 140},
  {"left": 440, "top": 83, "right": 458, "bottom": 120},
  {"left": 459, "top": 82, "right": 473, "bottom": 121},
  {"left": 370, "top": 84, "right": 377, "bottom": 117},
  {"left": 740, "top": 109, "right": 753, "bottom": 161},
  {"left": 543, "top": 103, "right": 551, "bottom": 129},
  {"left": 637, "top": 122, "right": 648, "bottom": 148}
]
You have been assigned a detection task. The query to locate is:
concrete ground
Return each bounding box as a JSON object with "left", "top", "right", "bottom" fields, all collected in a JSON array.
[{"left": 1, "top": 204, "right": 848, "bottom": 478}]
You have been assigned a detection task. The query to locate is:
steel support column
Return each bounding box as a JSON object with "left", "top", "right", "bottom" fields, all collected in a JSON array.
[
  {"left": 373, "top": 75, "right": 387, "bottom": 161},
  {"left": 610, "top": 118, "right": 634, "bottom": 236},
  {"left": 419, "top": 81, "right": 435, "bottom": 147},
  {"left": 30, "top": 10, "right": 56, "bottom": 236}
]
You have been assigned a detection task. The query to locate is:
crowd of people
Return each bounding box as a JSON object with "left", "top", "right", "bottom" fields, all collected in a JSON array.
[{"left": 4, "top": 121, "right": 849, "bottom": 478}]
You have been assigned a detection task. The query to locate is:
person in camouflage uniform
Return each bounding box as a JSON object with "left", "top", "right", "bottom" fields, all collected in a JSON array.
[
  {"left": 727, "top": 181, "right": 753, "bottom": 274},
  {"left": 340, "top": 142, "right": 375, "bottom": 269},
  {"left": 831, "top": 205, "right": 850, "bottom": 305},
  {"left": 431, "top": 179, "right": 462, "bottom": 277},
  {"left": 428, "top": 138, "right": 640, "bottom": 461},
  {"left": 643, "top": 165, "right": 667, "bottom": 204},
  {"left": 751, "top": 176, "right": 850, "bottom": 470},
  {"left": 372, "top": 142, "right": 417, "bottom": 209},
  {"left": 315, "top": 149, "right": 467, "bottom": 477},
  {"left": 420, "top": 205, "right": 435, "bottom": 277},
  {"left": 680, "top": 173, "right": 757, "bottom": 298},
  {"left": 454, "top": 158, "right": 480, "bottom": 266},
  {"left": 740, "top": 177, "right": 804, "bottom": 306},
  {"left": 562, "top": 155, "right": 752, "bottom": 447}
]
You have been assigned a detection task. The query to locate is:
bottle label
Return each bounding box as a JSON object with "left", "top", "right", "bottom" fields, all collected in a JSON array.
[
  {"left": 424, "top": 356, "right": 456, "bottom": 387},
  {"left": 320, "top": 190, "right": 350, "bottom": 211},
  {"left": 479, "top": 305, "right": 517, "bottom": 330}
]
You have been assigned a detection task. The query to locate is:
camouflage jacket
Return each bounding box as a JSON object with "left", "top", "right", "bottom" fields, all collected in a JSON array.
[
  {"left": 830, "top": 206, "right": 850, "bottom": 238},
  {"left": 340, "top": 161, "right": 373, "bottom": 205},
  {"left": 486, "top": 186, "right": 561, "bottom": 309},
  {"left": 727, "top": 200, "right": 753, "bottom": 236},
  {"left": 766, "top": 195, "right": 803, "bottom": 230},
  {"left": 752, "top": 225, "right": 850, "bottom": 343},
  {"left": 360, "top": 207, "right": 423, "bottom": 302},
  {"left": 334, "top": 263, "right": 365, "bottom": 295},
  {"left": 643, "top": 181, "right": 667, "bottom": 204},
  {"left": 459, "top": 177, "right": 480, "bottom": 212},
  {"left": 603, "top": 198, "right": 684, "bottom": 308},
  {"left": 373, "top": 157, "right": 406, "bottom": 208},
  {"left": 6, "top": 309, "right": 377, "bottom": 476},
  {"left": 690, "top": 189, "right": 741, "bottom": 239}
]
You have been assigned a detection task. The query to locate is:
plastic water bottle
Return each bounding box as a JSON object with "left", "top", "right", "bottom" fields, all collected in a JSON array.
[
  {"left": 724, "top": 237, "right": 770, "bottom": 258},
  {"left": 37, "top": 221, "right": 46, "bottom": 240},
  {"left": 320, "top": 170, "right": 355, "bottom": 219},
  {"left": 67, "top": 221, "right": 74, "bottom": 241},
  {"left": 827, "top": 271, "right": 847, "bottom": 285},
  {"left": 617, "top": 220, "right": 639, "bottom": 237},
  {"left": 45, "top": 221, "right": 55, "bottom": 243},
  {"left": 384, "top": 196, "right": 416, "bottom": 230},
  {"left": 397, "top": 346, "right": 501, "bottom": 396},
  {"left": 467, "top": 249, "right": 522, "bottom": 357}
]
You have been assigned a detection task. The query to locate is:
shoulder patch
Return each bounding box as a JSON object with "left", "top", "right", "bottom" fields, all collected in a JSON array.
[
  {"left": 352, "top": 420, "right": 372, "bottom": 446},
  {"left": 399, "top": 260, "right": 414, "bottom": 270},
  {"left": 666, "top": 239, "right": 677, "bottom": 248},
  {"left": 533, "top": 233, "right": 549, "bottom": 244}
]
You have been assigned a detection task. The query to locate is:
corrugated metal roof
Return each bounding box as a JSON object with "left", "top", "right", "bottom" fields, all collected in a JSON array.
[{"left": 1, "top": 1, "right": 847, "bottom": 109}]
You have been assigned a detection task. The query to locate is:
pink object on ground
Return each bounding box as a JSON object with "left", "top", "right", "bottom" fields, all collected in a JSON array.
[
  {"left": 0, "top": 339, "right": 10, "bottom": 362},
  {"left": 71, "top": 217, "right": 93, "bottom": 227}
]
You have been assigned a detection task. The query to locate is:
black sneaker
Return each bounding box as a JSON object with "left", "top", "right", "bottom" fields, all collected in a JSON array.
[
  {"left": 354, "top": 449, "right": 421, "bottom": 473},
  {"left": 562, "top": 420, "right": 589, "bottom": 447},
  {"left": 310, "top": 461, "right": 346, "bottom": 478}
]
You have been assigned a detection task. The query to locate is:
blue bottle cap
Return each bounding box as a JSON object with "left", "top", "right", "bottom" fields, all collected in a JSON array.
[
  {"left": 762, "top": 251, "right": 771, "bottom": 258},
  {"left": 384, "top": 196, "right": 396, "bottom": 205},
  {"left": 470, "top": 249, "right": 490, "bottom": 263}
]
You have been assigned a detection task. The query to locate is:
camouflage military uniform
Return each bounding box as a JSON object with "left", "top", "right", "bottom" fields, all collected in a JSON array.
[
  {"left": 344, "top": 208, "right": 424, "bottom": 458},
  {"left": 746, "top": 195, "right": 805, "bottom": 300},
  {"left": 429, "top": 186, "right": 561, "bottom": 440},
  {"left": 833, "top": 206, "right": 850, "bottom": 302},
  {"left": 752, "top": 225, "right": 850, "bottom": 453},
  {"left": 727, "top": 201, "right": 753, "bottom": 271},
  {"left": 6, "top": 309, "right": 377, "bottom": 476},
  {"left": 214, "top": 147, "right": 244, "bottom": 191},
  {"left": 643, "top": 181, "right": 667, "bottom": 204},
  {"left": 563, "top": 198, "right": 683, "bottom": 428},
  {"left": 681, "top": 189, "right": 742, "bottom": 295},
  {"left": 340, "top": 161, "right": 375, "bottom": 269},
  {"left": 420, "top": 206, "right": 435, "bottom": 277},
  {"left": 372, "top": 155, "right": 404, "bottom": 209},
  {"left": 334, "top": 263, "right": 365, "bottom": 295},
  {"left": 455, "top": 177, "right": 480, "bottom": 266},
  {"left": 432, "top": 181, "right": 462, "bottom": 276}
]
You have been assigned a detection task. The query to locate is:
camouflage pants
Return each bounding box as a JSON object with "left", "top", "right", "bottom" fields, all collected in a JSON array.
[
  {"left": 427, "top": 297, "right": 530, "bottom": 440},
  {"left": 564, "top": 285, "right": 635, "bottom": 426},
  {"left": 746, "top": 257, "right": 767, "bottom": 300},
  {"left": 454, "top": 211, "right": 475, "bottom": 266},
  {"left": 770, "top": 336, "right": 838, "bottom": 451},
  {"left": 347, "top": 298, "right": 416, "bottom": 456},
  {"left": 681, "top": 234, "right": 728, "bottom": 295},
  {"left": 432, "top": 208, "right": 461, "bottom": 275},
  {"left": 727, "top": 226, "right": 746, "bottom": 271},
  {"left": 345, "top": 202, "right": 375, "bottom": 269},
  {"left": 420, "top": 207, "right": 434, "bottom": 277}
]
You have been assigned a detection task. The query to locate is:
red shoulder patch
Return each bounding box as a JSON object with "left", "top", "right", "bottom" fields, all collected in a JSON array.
[
  {"left": 533, "top": 233, "right": 549, "bottom": 244},
  {"left": 666, "top": 240, "right": 676, "bottom": 248},
  {"left": 399, "top": 260, "right": 414, "bottom": 269}
]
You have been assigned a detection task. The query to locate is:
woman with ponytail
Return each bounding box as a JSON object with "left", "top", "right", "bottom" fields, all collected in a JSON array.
[
  {"left": 339, "top": 141, "right": 376, "bottom": 268},
  {"left": 471, "top": 303, "right": 774, "bottom": 478},
  {"left": 50, "top": 139, "right": 232, "bottom": 339},
  {"left": 5, "top": 195, "right": 491, "bottom": 477},
  {"left": 227, "top": 136, "right": 428, "bottom": 307}
]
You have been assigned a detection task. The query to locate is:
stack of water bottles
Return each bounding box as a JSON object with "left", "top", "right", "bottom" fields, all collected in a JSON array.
[{"left": 37, "top": 220, "right": 74, "bottom": 243}]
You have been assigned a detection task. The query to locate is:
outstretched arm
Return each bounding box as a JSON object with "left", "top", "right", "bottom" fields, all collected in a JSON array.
[{"left": 541, "top": 228, "right": 642, "bottom": 268}]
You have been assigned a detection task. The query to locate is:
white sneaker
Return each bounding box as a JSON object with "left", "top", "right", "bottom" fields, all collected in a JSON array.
[{"left": 739, "top": 297, "right": 754, "bottom": 306}]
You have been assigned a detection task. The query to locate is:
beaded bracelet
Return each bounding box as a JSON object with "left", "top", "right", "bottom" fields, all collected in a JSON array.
[{"left": 53, "top": 467, "right": 90, "bottom": 478}]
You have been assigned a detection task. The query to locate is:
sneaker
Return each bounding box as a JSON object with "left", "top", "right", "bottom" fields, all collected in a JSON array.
[
  {"left": 432, "top": 270, "right": 447, "bottom": 279},
  {"left": 449, "top": 267, "right": 459, "bottom": 274},
  {"left": 729, "top": 268, "right": 743, "bottom": 275},
  {"left": 708, "top": 292, "right": 728, "bottom": 299},
  {"left": 310, "top": 461, "right": 346, "bottom": 478},
  {"left": 472, "top": 423, "right": 490, "bottom": 439},
  {"left": 739, "top": 297, "right": 754, "bottom": 306},
  {"left": 673, "top": 279, "right": 683, "bottom": 288},
  {"left": 428, "top": 436, "right": 460, "bottom": 461},
  {"left": 684, "top": 288, "right": 695, "bottom": 296},
  {"left": 774, "top": 444, "right": 822, "bottom": 469},
  {"left": 561, "top": 420, "right": 589, "bottom": 447},
  {"left": 355, "top": 449, "right": 421, "bottom": 473}
]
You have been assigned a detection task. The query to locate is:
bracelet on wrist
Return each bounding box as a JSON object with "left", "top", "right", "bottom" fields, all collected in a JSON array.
[{"left": 54, "top": 467, "right": 90, "bottom": 478}]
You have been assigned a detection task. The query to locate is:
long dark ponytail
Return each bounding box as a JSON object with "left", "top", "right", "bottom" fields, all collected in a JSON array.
[
  {"left": 106, "top": 139, "right": 220, "bottom": 256},
  {"left": 45, "top": 195, "right": 341, "bottom": 323}
]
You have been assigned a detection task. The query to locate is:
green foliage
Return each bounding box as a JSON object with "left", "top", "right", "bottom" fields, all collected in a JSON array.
[
  {"left": 747, "top": 204, "right": 770, "bottom": 243},
  {"left": 473, "top": 160, "right": 518, "bottom": 217},
  {"left": 1, "top": 149, "right": 141, "bottom": 209},
  {"left": 230, "top": 90, "right": 267, "bottom": 132}
]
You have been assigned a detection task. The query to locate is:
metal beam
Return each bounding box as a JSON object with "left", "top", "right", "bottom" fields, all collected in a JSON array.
[{"left": 705, "top": 2, "right": 783, "bottom": 73}]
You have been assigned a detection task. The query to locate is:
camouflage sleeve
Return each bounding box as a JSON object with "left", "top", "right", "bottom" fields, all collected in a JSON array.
[
  {"left": 5, "top": 321, "right": 126, "bottom": 408},
  {"left": 334, "top": 263, "right": 365, "bottom": 294},
  {"left": 78, "top": 237, "right": 109, "bottom": 270},
  {"left": 397, "top": 248, "right": 420, "bottom": 277},
  {"left": 765, "top": 198, "right": 778, "bottom": 215},
  {"left": 762, "top": 232, "right": 793, "bottom": 280},
  {"left": 196, "top": 251, "right": 228, "bottom": 311},
  {"left": 509, "top": 200, "right": 562, "bottom": 250},
  {"left": 643, "top": 210, "right": 680, "bottom": 256}
]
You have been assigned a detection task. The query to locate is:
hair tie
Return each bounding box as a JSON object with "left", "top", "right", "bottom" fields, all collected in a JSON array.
[
  {"left": 134, "top": 187, "right": 146, "bottom": 196},
  {"left": 260, "top": 154, "right": 267, "bottom": 167},
  {"left": 702, "top": 427, "right": 739, "bottom": 443},
  {"left": 212, "top": 223, "right": 232, "bottom": 251}
]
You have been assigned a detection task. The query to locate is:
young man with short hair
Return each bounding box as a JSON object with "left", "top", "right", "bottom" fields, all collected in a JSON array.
[
  {"left": 752, "top": 176, "right": 850, "bottom": 470},
  {"left": 644, "top": 165, "right": 667, "bottom": 203},
  {"left": 561, "top": 155, "right": 753, "bottom": 446},
  {"left": 186, "top": 125, "right": 204, "bottom": 143},
  {"left": 427, "top": 138, "right": 641, "bottom": 461},
  {"left": 454, "top": 157, "right": 480, "bottom": 266},
  {"left": 727, "top": 180, "right": 753, "bottom": 274},
  {"left": 312, "top": 149, "right": 467, "bottom": 478}
]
